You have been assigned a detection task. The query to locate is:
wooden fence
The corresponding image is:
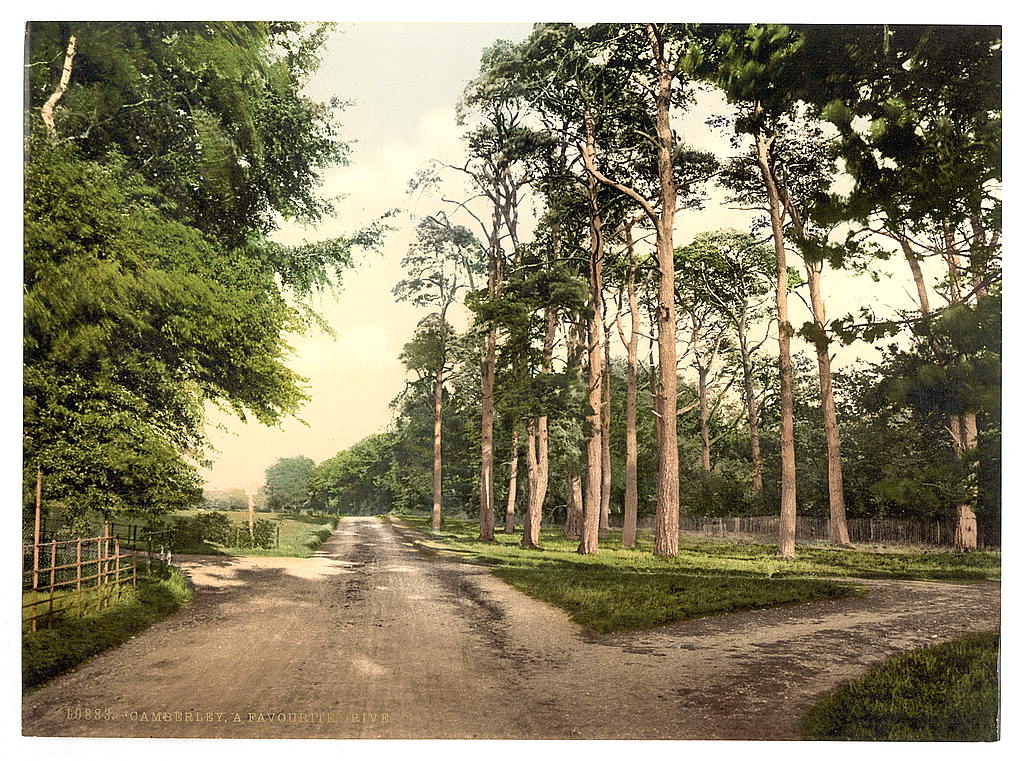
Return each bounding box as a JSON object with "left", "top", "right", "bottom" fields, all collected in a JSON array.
[
  {"left": 666, "top": 515, "right": 999, "bottom": 549},
  {"left": 22, "top": 524, "right": 173, "bottom": 632}
]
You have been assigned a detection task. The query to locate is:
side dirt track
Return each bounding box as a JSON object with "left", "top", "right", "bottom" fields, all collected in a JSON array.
[{"left": 22, "top": 516, "right": 1000, "bottom": 740}]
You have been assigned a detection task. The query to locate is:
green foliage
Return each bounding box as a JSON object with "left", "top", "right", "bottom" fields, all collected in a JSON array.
[
  {"left": 24, "top": 23, "right": 376, "bottom": 524},
  {"left": 312, "top": 434, "right": 407, "bottom": 515},
  {"left": 167, "top": 511, "right": 232, "bottom": 548},
  {"left": 802, "top": 632, "right": 999, "bottom": 741},
  {"left": 231, "top": 519, "right": 277, "bottom": 549},
  {"left": 27, "top": 22, "right": 347, "bottom": 245},
  {"left": 264, "top": 456, "right": 316, "bottom": 512}
]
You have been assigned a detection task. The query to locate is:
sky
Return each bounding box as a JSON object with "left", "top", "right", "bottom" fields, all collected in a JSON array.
[{"left": 197, "top": 21, "right": 924, "bottom": 493}]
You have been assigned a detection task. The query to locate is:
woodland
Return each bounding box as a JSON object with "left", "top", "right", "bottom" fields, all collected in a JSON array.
[{"left": 24, "top": 23, "right": 1001, "bottom": 560}]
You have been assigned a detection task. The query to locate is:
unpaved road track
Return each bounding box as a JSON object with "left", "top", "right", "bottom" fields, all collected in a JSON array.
[{"left": 23, "top": 516, "right": 999, "bottom": 739}]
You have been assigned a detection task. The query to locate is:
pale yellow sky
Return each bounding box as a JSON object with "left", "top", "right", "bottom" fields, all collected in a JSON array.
[{"left": 197, "top": 23, "right": 936, "bottom": 492}]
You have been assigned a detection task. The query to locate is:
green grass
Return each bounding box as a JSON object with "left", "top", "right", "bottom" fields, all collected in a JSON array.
[
  {"left": 396, "top": 517, "right": 859, "bottom": 633},
  {"left": 169, "top": 511, "right": 340, "bottom": 557},
  {"left": 22, "top": 568, "right": 192, "bottom": 691},
  {"left": 802, "top": 631, "right": 1000, "bottom": 741},
  {"left": 395, "top": 517, "right": 999, "bottom": 633}
]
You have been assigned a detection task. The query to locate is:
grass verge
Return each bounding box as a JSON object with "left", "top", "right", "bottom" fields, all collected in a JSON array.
[
  {"left": 801, "top": 631, "right": 999, "bottom": 741},
  {"left": 22, "top": 568, "right": 192, "bottom": 691},
  {"left": 396, "top": 516, "right": 859, "bottom": 633},
  {"left": 396, "top": 516, "right": 999, "bottom": 633},
  {"left": 170, "top": 511, "right": 340, "bottom": 557}
]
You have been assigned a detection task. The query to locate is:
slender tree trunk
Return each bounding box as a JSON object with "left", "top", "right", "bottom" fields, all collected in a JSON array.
[
  {"left": 565, "top": 321, "right": 585, "bottom": 540},
  {"left": 943, "top": 236, "right": 980, "bottom": 551},
  {"left": 782, "top": 193, "right": 851, "bottom": 548},
  {"left": 694, "top": 322, "right": 712, "bottom": 473},
  {"left": 523, "top": 420, "right": 541, "bottom": 549},
  {"left": 478, "top": 205, "right": 505, "bottom": 543},
  {"left": 804, "top": 262, "right": 852, "bottom": 547},
  {"left": 755, "top": 129, "right": 797, "bottom": 560},
  {"left": 949, "top": 413, "right": 979, "bottom": 551},
  {"left": 600, "top": 318, "right": 612, "bottom": 534},
  {"left": 432, "top": 365, "right": 444, "bottom": 532},
  {"left": 504, "top": 426, "right": 519, "bottom": 533},
  {"left": 737, "top": 314, "right": 764, "bottom": 494},
  {"left": 479, "top": 328, "right": 497, "bottom": 541},
  {"left": 524, "top": 310, "right": 556, "bottom": 548},
  {"left": 649, "top": 25, "right": 680, "bottom": 558},
  {"left": 622, "top": 232, "right": 640, "bottom": 549},
  {"left": 41, "top": 34, "right": 77, "bottom": 134},
  {"left": 579, "top": 114, "right": 604, "bottom": 555}
]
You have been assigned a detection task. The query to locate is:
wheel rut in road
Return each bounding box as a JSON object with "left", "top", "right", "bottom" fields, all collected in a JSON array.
[{"left": 23, "top": 516, "right": 1000, "bottom": 739}]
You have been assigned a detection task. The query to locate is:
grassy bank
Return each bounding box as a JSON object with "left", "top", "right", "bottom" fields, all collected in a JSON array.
[
  {"left": 169, "top": 511, "right": 339, "bottom": 557},
  {"left": 802, "top": 631, "right": 1000, "bottom": 741},
  {"left": 396, "top": 517, "right": 860, "bottom": 633},
  {"left": 23, "top": 568, "right": 192, "bottom": 691}
]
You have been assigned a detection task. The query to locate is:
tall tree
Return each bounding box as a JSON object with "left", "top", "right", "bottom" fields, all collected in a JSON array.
[
  {"left": 704, "top": 24, "right": 818, "bottom": 558},
  {"left": 677, "top": 230, "right": 775, "bottom": 494},
  {"left": 394, "top": 216, "right": 482, "bottom": 532},
  {"left": 265, "top": 456, "right": 316, "bottom": 512},
  {"left": 450, "top": 44, "right": 547, "bottom": 540},
  {"left": 802, "top": 25, "right": 1001, "bottom": 549}
]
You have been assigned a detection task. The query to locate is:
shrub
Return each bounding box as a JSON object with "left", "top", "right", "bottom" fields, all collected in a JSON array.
[{"left": 229, "top": 519, "right": 277, "bottom": 549}]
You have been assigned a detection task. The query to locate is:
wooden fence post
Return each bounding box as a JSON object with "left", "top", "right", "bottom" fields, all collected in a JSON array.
[
  {"left": 114, "top": 539, "right": 121, "bottom": 600},
  {"left": 97, "top": 535, "right": 103, "bottom": 607},
  {"left": 47, "top": 540, "right": 56, "bottom": 625},
  {"left": 33, "top": 469, "right": 42, "bottom": 593}
]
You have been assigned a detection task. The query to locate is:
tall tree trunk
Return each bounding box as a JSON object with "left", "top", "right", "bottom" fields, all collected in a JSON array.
[
  {"left": 782, "top": 193, "right": 851, "bottom": 548},
  {"left": 943, "top": 236, "right": 980, "bottom": 551},
  {"left": 737, "top": 312, "right": 764, "bottom": 494},
  {"left": 804, "top": 262, "right": 852, "bottom": 547},
  {"left": 600, "top": 317, "right": 612, "bottom": 534},
  {"left": 950, "top": 413, "right": 979, "bottom": 551},
  {"left": 694, "top": 321, "right": 712, "bottom": 473},
  {"left": 648, "top": 25, "right": 680, "bottom": 558},
  {"left": 579, "top": 113, "right": 604, "bottom": 555},
  {"left": 478, "top": 205, "right": 505, "bottom": 543},
  {"left": 431, "top": 364, "right": 444, "bottom": 532},
  {"left": 621, "top": 229, "right": 640, "bottom": 549},
  {"left": 754, "top": 128, "right": 797, "bottom": 560},
  {"left": 524, "top": 310, "right": 556, "bottom": 548},
  {"left": 523, "top": 420, "right": 541, "bottom": 549},
  {"left": 564, "top": 321, "right": 586, "bottom": 540},
  {"left": 479, "top": 328, "right": 497, "bottom": 541},
  {"left": 504, "top": 426, "right": 519, "bottom": 533}
]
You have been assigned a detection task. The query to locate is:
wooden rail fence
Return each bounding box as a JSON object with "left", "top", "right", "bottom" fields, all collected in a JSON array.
[
  {"left": 667, "top": 515, "right": 999, "bottom": 549},
  {"left": 22, "top": 523, "right": 173, "bottom": 632}
]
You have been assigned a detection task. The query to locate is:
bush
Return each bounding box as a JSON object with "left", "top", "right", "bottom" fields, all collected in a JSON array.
[
  {"left": 168, "top": 511, "right": 232, "bottom": 550},
  {"left": 229, "top": 519, "right": 277, "bottom": 549}
]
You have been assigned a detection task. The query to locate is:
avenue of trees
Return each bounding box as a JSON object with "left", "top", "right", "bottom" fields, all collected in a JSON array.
[
  {"left": 312, "top": 24, "right": 1000, "bottom": 556},
  {"left": 24, "top": 23, "right": 999, "bottom": 559}
]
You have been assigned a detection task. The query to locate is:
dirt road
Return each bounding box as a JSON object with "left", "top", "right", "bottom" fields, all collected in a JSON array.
[{"left": 22, "top": 516, "right": 1000, "bottom": 739}]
